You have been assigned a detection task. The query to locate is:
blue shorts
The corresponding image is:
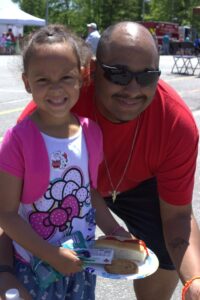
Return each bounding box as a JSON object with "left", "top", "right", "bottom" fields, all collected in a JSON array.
[
  {"left": 14, "top": 259, "right": 96, "bottom": 300},
  {"left": 105, "top": 178, "right": 175, "bottom": 270}
]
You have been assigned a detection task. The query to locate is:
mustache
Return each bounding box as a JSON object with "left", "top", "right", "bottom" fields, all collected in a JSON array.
[{"left": 112, "top": 93, "right": 146, "bottom": 101}]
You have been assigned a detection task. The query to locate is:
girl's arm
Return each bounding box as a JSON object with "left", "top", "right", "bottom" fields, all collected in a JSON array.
[
  {"left": 91, "top": 189, "right": 133, "bottom": 238},
  {"left": 0, "top": 171, "right": 83, "bottom": 276},
  {"left": 0, "top": 227, "right": 32, "bottom": 300}
]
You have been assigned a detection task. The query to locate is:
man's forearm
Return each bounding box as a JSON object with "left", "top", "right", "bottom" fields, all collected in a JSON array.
[
  {"left": 0, "top": 227, "right": 13, "bottom": 266},
  {"left": 164, "top": 214, "right": 200, "bottom": 283}
]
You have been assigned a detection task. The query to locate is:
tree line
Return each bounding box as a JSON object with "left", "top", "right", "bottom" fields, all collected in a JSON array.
[{"left": 13, "top": 0, "right": 200, "bottom": 37}]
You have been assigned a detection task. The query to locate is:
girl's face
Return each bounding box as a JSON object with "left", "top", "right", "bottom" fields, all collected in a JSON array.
[{"left": 22, "top": 43, "right": 82, "bottom": 122}]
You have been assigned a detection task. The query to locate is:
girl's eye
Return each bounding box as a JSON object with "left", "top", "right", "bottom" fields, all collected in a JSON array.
[
  {"left": 62, "top": 76, "right": 72, "bottom": 80},
  {"left": 37, "top": 78, "right": 47, "bottom": 83}
]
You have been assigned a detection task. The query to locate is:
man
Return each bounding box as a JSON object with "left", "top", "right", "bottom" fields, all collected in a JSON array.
[
  {"left": 162, "top": 33, "right": 170, "bottom": 55},
  {"left": 85, "top": 22, "right": 100, "bottom": 56},
  {"left": 1, "top": 22, "right": 200, "bottom": 300},
  {"left": 194, "top": 35, "right": 200, "bottom": 55},
  {"left": 6, "top": 28, "right": 16, "bottom": 43}
]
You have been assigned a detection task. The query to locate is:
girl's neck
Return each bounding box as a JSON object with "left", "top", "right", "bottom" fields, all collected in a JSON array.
[{"left": 30, "top": 110, "right": 80, "bottom": 138}]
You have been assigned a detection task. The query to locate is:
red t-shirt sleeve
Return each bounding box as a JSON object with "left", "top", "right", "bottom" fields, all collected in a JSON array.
[
  {"left": 17, "top": 101, "right": 36, "bottom": 123},
  {"left": 156, "top": 97, "right": 199, "bottom": 205}
]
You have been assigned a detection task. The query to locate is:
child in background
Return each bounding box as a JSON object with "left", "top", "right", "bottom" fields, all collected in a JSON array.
[{"left": 0, "top": 25, "right": 131, "bottom": 299}]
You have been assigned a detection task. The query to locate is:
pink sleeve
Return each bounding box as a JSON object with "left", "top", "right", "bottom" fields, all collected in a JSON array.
[
  {"left": 89, "top": 122, "right": 103, "bottom": 189},
  {"left": 78, "top": 115, "right": 103, "bottom": 189},
  {"left": 91, "top": 126, "right": 103, "bottom": 189},
  {"left": 0, "top": 127, "right": 24, "bottom": 178}
]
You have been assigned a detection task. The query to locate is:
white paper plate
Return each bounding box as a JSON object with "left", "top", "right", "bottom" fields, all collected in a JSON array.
[{"left": 83, "top": 248, "right": 159, "bottom": 280}]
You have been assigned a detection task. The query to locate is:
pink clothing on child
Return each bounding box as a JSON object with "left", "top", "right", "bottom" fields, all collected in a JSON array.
[{"left": 0, "top": 115, "right": 103, "bottom": 204}]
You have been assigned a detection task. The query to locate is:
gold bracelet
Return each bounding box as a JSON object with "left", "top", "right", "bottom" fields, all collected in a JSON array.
[{"left": 182, "top": 276, "right": 200, "bottom": 300}]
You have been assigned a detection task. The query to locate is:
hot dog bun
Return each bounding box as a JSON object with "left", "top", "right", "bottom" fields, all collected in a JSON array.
[
  {"left": 104, "top": 259, "right": 138, "bottom": 275},
  {"left": 95, "top": 236, "right": 148, "bottom": 263}
]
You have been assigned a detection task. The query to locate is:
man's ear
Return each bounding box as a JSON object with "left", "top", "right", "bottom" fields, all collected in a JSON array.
[
  {"left": 81, "top": 58, "right": 97, "bottom": 75},
  {"left": 75, "top": 76, "right": 83, "bottom": 90},
  {"left": 90, "top": 57, "right": 97, "bottom": 73},
  {"left": 81, "top": 66, "right": 86, "bottom": 78},
  {"left": 22, "top": 73, "right": 31, "bottom": 93}
]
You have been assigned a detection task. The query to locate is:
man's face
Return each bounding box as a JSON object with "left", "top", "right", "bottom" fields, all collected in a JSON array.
[
  {"left": 94, "top": 39, "right": 159, "bottom": 123},
  {"left": 88, "top": 27, "right": 93, "bottom": 33}
]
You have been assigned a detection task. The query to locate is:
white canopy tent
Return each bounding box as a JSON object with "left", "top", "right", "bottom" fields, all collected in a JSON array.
[
  {"left": 0, "top": 5, "right": 46, "bottom": 26},
  {"left": 0, "top": 0, "right": 17, "bottom": 10},
  {"left": 0, "top": 0, "right": 46, "bottom": 27},
  {"left": 0, "top": 0, "right": 45, "bottom": 53}
]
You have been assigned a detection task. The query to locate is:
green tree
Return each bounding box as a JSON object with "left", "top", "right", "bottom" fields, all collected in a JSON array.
[
  {"left": 149, "top": 0, "right": 200, "bottom": 37},
  {"left": 12, "top": 0, "right": 200, "bottom": 37},
  {"left": 149, "top": 0, "right": 200, "bottom": 26},
  {"left": 22, "top": 0, "right": 46, "bottom": 19},
  {"left": 99, "top": 0, "right": 140, "bottom": 29},
  {"left": 12, "top": 0, "right": 46, "bottom": 19},
  {"left": 12, "top": 0, "right": 46, "bottom": 33},
  {"left": 47, "top": 0, "right": 145, "bottom": 35}
]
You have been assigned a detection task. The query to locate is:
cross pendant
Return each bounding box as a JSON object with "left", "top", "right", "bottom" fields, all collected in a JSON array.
[{"left": 111, "top": 190, "right": 119, "bottom": 203}]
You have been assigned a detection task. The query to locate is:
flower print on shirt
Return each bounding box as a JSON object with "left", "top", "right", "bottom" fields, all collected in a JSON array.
[{"left": 29, "top": 167, "right": 96, "bottom": 242}]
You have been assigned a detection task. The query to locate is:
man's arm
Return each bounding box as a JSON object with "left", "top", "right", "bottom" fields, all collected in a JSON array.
[{"left": 160, "top": 198, "right": 200, "bottom": 300}]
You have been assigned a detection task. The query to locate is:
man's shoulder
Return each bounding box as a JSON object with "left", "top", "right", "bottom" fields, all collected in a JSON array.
[
  {"left": 155, "top": 79, "right": 192, "bottom": 115},
  {"left": 72, "top": 81, "right": 94, "bottom": 117},
  {"left": 156, "top": 79, "right": 180, "bottom": 99},
  {"left": 90, "top": 30, "right": 100, "bottom": 38},
  {"left": 152, "top": 79, "right": 197, "bottom": 131},
  {"left": 17, "top": 101, "right": 36, "bottom": 123}
]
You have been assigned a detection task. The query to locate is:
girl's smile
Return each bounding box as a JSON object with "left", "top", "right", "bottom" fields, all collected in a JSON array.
[{"left": 22, "top": 43, "right": 82, "bottom": 125}]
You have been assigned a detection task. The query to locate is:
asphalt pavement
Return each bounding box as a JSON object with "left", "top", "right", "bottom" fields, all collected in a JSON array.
[{"left": 0, "top": 55, "right": 200, "bottom": 300}]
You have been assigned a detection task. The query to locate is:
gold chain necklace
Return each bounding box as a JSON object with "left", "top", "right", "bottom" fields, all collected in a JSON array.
[{"left": 94, "top": 108, "right": 141, "bottom": 203}]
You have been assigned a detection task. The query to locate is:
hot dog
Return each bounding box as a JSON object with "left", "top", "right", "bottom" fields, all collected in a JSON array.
[{"left": 95, "top": 236, "right": 148, "bottom": 274}]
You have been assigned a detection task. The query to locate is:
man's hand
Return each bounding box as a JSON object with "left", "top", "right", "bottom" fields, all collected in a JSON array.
[{"left": 0, "top": 272, "right": 32, "bottom": 300}]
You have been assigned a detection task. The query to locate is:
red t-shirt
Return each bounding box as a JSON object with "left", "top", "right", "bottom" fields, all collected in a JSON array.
[{"left": 19, "top": 79, "right": 199, "bottom": 205}]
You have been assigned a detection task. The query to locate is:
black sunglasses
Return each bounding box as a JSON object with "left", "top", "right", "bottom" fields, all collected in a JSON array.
[{"left": 99, "top": 62, "right": 161, "bottom": 86}]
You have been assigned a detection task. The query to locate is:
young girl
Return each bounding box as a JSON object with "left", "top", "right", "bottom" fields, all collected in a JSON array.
[{"left": 0, "top": 25, "right": 131, "bottom": 299}]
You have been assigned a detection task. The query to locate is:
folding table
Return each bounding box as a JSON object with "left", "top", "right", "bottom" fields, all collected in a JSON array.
[{"left": 171, "top": 55, "right": 200, "bottom": 75}]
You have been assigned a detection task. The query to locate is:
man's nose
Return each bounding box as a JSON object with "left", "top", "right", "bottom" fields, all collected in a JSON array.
[{"left": 123, "top": 77, "right": 141, "bottom": 93}]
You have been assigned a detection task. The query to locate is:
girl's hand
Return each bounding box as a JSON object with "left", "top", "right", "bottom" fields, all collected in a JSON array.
[
  {"left": 47, "top": 247, "right": 83, "bottom": 276},
  {"left": 0, "top": 272, "right": 32, "bottom": 300}
]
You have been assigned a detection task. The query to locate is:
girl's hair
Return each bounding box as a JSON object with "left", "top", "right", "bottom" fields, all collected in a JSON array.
[{"left": 22, "top": 24, "right": 92, "bottom": 73}]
